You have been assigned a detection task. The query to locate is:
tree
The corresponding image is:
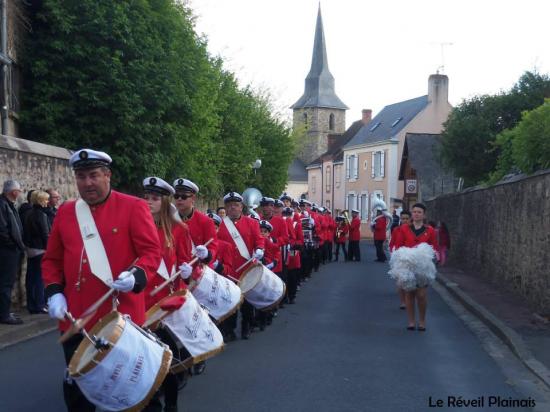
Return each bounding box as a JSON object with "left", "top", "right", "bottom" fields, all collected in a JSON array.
[{"left": 441, "top": 71, "right": 550, "bottom": 186}]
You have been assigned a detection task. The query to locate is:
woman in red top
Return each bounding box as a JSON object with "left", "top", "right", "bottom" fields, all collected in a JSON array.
[
  {"left": 393, "top": 203, "right": 437, "bottom": 332},
  {"left": 142, "top": 176, "right": 194, "bottom": 412}
]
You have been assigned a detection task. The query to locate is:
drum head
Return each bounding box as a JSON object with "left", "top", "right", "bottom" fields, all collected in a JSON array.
[
  {"left": 239, "top": 265, "right": 262, "bottom": 293},
  {"left": 69, "top": 311, "right": 124, "bottom": 377}
]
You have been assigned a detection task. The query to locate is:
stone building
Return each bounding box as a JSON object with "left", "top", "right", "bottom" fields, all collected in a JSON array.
[{"left": 286, "top": 5, "right": 348, "bottom": 196}]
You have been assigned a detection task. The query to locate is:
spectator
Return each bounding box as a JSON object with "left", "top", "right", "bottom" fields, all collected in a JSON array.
[
  {"left": 216, "top": 206, "right": 227, "bottom": 218},
  {"left": 45, "top": 188, "right": 61, "bottom": 226},
  {"left": 390, "top": 209, "right": 400, "bottom": 233},
  {"left": 23, "top": 190, "right": 51, "bottom": 314},
  {"left": 18, "top": 190, "right": 35, "bottom": 224},
  {"left": 0, "top": 180, "right": 25, "bottom": 325}
]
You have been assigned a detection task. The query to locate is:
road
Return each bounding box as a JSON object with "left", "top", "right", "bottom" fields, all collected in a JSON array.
[{"left": 0, "top": 243, "right": 536, "bottom": 411}]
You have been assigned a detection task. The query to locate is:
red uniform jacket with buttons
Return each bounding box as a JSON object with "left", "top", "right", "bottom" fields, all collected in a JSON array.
[
  {"left": 393, "top": 224, "right": 438, "bottom": 251},
  {"left": 262, "top": 236, "right": 281, "bottom": 272},
  {"left": 42, "top": 191, "right": 161, "bottom": 332},
  {"left": 217, "top": 215, "right": 265, "bottom": 279},
  {"left": 372, "top": 217, "right": 387, "bottom": 241},
  {"left": 349, "top": 217, "right": 361, "bottom": 241},
  {"left": 145, "top": 223, "right": 193, "bottom": 310},
  {"left": 287, "top": 216, "right": 303, "bottom": 270},
  {"left": 183, "top": 208, "right": 218, "bottom": 263},
  {"left": 335, "top": 223, "right": 348, "bottom": 244},
  {"left": 214, "top": 238, "right": 237, "bottom": 281}
]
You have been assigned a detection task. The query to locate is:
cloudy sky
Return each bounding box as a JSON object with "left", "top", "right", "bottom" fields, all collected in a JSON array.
[{"left": 189, "top": 0, "right": 550, "bottom": 127}]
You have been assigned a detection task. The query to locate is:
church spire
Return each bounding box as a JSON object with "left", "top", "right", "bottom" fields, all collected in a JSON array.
[{"left": 291, "top": 4, "right": 348, "bottom": 110}]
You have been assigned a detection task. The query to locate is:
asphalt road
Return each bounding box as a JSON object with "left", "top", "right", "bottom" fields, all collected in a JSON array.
[{"left": 0, "top": 243, "right": 534, "bottom": 411}]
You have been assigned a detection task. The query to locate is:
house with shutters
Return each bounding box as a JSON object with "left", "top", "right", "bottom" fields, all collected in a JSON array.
[{"left": 342, "top": 74, "right": 452, "bottom": 233}]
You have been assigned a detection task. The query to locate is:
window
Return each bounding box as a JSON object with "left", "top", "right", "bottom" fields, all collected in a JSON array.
[
  {"left": 326, "top": 200, "right": 331, "bottom": 209},
  {"left": 371, "top": 151, "right": 385, "bottom": 178},
  {"left": 369, "top": 121, "right": 381, "bottom": 132},
  {"left": 329, "top": 113, "right": 335, "bottom": 131},
  {"left": 345, "top": 155, "right": 350, "bottom": 179},
  {"left": 347, "top": 193, "right": 357, "bottom": 214},
  {"left": 391, "top": 117, "right": 403, "bottom": 127},
  {"left": 325, "top": 166, "right": 331, "bottom": 192},
  {"left": 335, "top": 165, "right": 341, "bottom": 188},
  {"left": 311, "top": 175, "right": 316, "bottom": 193},
  {"left": 360, "top": 193, "right": 368, "bottom": 222},
  {"left": 346, "top": 155, "right": 358, "bottom": 180}
]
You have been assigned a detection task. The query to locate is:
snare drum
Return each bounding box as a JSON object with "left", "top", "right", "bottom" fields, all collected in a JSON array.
[
  {"left": 145, "top": 289, "right": 224, "bottom": 373},
  {"left": 239, "top": 263, "right": 286, "bottom": 310},
  {"left": 68, "top": 311, "right": 172, "bottom": 412},
  {"left": 189, "top": 265, "right": 243, "bottom": 322}
]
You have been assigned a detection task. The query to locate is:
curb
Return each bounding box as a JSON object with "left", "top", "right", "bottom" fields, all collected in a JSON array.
[
  {"left": 436, "top": 273, "right": 550, "bottom": 390},
  {"left": 0, "top": 317, "right": 57, "bottom": 351}
]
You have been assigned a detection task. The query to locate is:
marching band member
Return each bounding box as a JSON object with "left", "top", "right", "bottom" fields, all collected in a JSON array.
[
  {"left": 389, "top": 210, "right": 411, "bottom": 310},
  {"left": 259, "top": 197, "right": 289, "bottom": 275},
  {"left": 392, "top": 203, "right": 438, "bottom": 331},
  {"left": 42, "top": 149, "right": 161, "bottom": 412},
  {"left": 207, "top": 212, "right": 239, "bottom": 342},
  {"left": 334, "top": 216, "right": 349, "bottom": 262},
  {"left": 217, "top": 192, "right": 265, "bottom": 339},
  {"left": 282, "top": 207, "right": 303, "bottom": 304},
  {"left": 173, "top": 178, "right": 218, "bottom": 266},
  {"left": 327, "top": 209, "right": 336, "bottom": 262},
  {"left": 348, "top": 209, "right": 361, "bottom": 262},
  {"left": 258, "top": 219, "right": 280, "bottom": 329},
  {"left": 298, "top": 200, "right": 315, "bottom": 280},
  {"left": 173, "top": 178, "right": 217, "bottom": 374},
  {"left": 371, "top": 209, "right": 388, "bottom": 262},
  {"left": 142, "top": 177, "right": 194, "bottom": 412}
]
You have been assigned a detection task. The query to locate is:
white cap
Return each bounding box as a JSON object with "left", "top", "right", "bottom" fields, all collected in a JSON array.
[
  {"left": 69, "top": 149, "right": 112, "bottom": 170},
  {"left": 259, "top": 220, "right": 273, "bottom": 232},
  {"left": 173, "top": 178, "right": 199, "bottom": 194},
  {"left": 223, "top": 191, "right": 243, "bottom": 203},
  {"left": 143, "top": 177, "right": 175, "bottom": 196},
  {"left": 352, "top": 209, "right": 360, "bottom": 213}
]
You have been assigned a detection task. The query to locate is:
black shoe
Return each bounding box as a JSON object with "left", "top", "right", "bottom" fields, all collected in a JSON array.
[
  {"left": 289, "top": 298, "right": 296, "bottom": 304},
  {"left": 241, "top": 330, "right": 251, "bottom": 340},
  {"left": 0, "top": 314, "right": 23, "bottom": 325},
  {"left": 193, "top": 361, "right": 206, "bottom": 375},
  {"left": 225, "top": 331, "right": 237, "bottom": 342}
]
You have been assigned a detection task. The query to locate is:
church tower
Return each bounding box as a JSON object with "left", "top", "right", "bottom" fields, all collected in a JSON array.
[{"left": 291, "top": 5, "right": 348, "bottom": 164}]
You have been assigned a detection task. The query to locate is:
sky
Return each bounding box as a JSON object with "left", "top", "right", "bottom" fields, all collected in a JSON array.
[{"left": 189, "top": 0, "right": 550, "bottom": 127}]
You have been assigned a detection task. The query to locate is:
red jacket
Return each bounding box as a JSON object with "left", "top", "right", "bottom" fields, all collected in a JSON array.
[
  {"left": 372, "top": 217, "right": 387, "bottom": 241},
  {"left": 335, "top": 223, "right": 348, "bottom": 244},
  {"left": 183, "top": 208, "right": 218, "bottom": 263},
  {"left": 145, "top": 224, "right": 192, "bottom": 309},
  {"left": 214, "top": 238, "right": 237, "bottom": 281},
  {"left": 349, "top": 217, "right": 361, "bottom": 241},
  {"left": 263, "top": 236, "right": 281, "bottom": 271},
  {"left": 393, "top": 224, "right": 438, "bottom": 251},
  {"left": 42, "top": 191, "right": 161, "bottom": 332},
  {"left": 286, "top": 216, "right": 303, "bottom": 270},
  {"left": 217, "top": 215, "right": 265, "bottom": 278}
]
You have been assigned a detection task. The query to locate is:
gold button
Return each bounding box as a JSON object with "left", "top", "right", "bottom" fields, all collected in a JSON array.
[
  {"left": 82, "top": 258, "right": 88, "bottom": 264},
  {"left": 113, "top": 228, "right": 118, "bottom": 233},
  {"left": 81, "top": 278, "right": 86, "bottom": 283}
]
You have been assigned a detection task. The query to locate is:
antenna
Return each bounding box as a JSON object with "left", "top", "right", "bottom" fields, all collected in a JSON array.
[{"left": 436, "top": 42, "right": 453, "bottom": 74}]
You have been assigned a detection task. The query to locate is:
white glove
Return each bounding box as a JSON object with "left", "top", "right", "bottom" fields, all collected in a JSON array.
[
  {"left": 252, "top": 249, "right": 264, "bottom": 260},
  {"left": 266, "top": 262, "right": 275, "bottom": 270},
  {"left": 112, "top": 271, "right": 136, "bottom": 293},
  {"left": 179, "top": 263, "right": 193, "bottom": 279},
  {"left": 195, "top": 245, "right": 208, "bottom": 260},
  {"left": 48, "top": 293, "right": 67, "bottom": 320}
]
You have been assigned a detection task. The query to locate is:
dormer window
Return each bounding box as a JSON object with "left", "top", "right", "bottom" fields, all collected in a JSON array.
[
  {"left": 391, "top": 117, "right": 403, "bottom": 127},
  {"left": 369, "top": 122, "right": 381, "bottom": 132},
  {"left": 303, "top": 112, "right": 308, "bottom": 126}
]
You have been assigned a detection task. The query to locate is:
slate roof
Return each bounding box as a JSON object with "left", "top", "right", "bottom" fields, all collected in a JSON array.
[
  {"left": 290, "top": 6, "right": 348, "bottom": 110},
  {"left": 344, "top": 95, "right": 429, "bottom": 148},
  {"left": 287, "top": 158, "right": 308, "bottom": 182},
  {"left": 399, "top": 133, "right": 458, "bottom": 200},
  {"left": 307, "top": 119, "right": 364, "bottom": 167}
]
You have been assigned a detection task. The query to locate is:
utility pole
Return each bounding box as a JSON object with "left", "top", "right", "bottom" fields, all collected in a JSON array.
[
  {"left": 436, "top": 42, "right": 453, "bottom": 74},
  {"left": 1, "top": 0, "right": 11, "bottom": 136}
]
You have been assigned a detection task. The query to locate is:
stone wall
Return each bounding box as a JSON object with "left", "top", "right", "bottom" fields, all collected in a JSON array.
[
  {"left": 0, "top": 135, "right": 77, "bottom": 203},
  {"left": 426, "top": 170, "right": 550, "bottom": 313}
]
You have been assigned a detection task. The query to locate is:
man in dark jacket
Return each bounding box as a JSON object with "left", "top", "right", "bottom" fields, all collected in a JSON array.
[{"left": 0, "top": 179, "right": 25, "bottom": 324}]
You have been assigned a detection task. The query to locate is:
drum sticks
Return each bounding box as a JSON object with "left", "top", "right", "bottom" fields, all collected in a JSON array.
[{"left": 150, "top": 238, "right": 214, "bottom": 297}]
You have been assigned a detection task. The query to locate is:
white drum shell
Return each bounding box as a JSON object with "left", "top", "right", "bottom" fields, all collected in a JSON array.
[
  {"left": 190, "top": 266, "right": 242, "bottom": 321},
  {"left": 240, "top": 265, "right": 285, "bottom": 310},
  {"left": 163, "top": 291, "right": 224, "bottom": 359},
  {"left": 72, "top": 316, "right": 169, "bottom": 411}
]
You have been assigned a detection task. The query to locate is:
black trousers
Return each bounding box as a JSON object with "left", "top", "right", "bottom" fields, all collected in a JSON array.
[
  {"left": 312, "top": 247, "right": 321, "bottom": 271},
  {"left": 327, "top": 242, "right": 333, "bottom": 261},
  {"left": 26, "top": 254, "right": 46, "bottom": 313},
  {"left": 334, "top": 242, "right": 347, "bottom": 261},
  {"left": 220, "top": 311, "right": 237, "bottom": 336},
  {"left": 287, "top": 268, "right": 299, "bottom": 300},
  {"left": 374, "top": 240, "right": 387, "bottom": 262},
  {"left": 0, "top": 247, "right": 22, "bottom": 319},
  {"left": 348, "top": 241, "right": 361, "bottom": 261},
  {"left": 301, "top": 248, "right": 313, "bottom": 277},
  {"left": 240, "top": 300, "right": 254, "bottom": 334}
]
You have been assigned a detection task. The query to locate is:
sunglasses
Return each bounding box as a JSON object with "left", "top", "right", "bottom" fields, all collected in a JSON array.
[{"left": 174, "top": 194, "right": 193, "bottom": 200}]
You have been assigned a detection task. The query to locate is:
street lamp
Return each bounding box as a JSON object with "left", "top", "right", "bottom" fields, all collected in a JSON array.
[{"left": 252, "top": 159, "right": 262, "bottom": 175}]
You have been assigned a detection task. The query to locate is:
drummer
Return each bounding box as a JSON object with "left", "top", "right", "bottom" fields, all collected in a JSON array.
[
  {"left": 142, "top": 177, "right": 195, "bottom": 412},
  {"left": 42, "top": 149, "right": 162, "bottom": 412},
  {"left": 207, "top": 212, "right": 239, "bottom": 342},
  {"left": 217, "top": 191, "right": 265, "bottom": 340}
]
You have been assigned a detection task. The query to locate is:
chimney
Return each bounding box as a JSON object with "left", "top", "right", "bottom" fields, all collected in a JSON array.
[
  {"left": 428, "top": 74, "right": 449, "bottom": 104},
  {"left": 362, "top": 109, "right": 372, "bottom": 124}
]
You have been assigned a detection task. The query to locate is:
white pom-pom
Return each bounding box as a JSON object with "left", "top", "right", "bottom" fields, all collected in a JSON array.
[{"left": 388, "top": 243, "right": 437, "bottom": 291}]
